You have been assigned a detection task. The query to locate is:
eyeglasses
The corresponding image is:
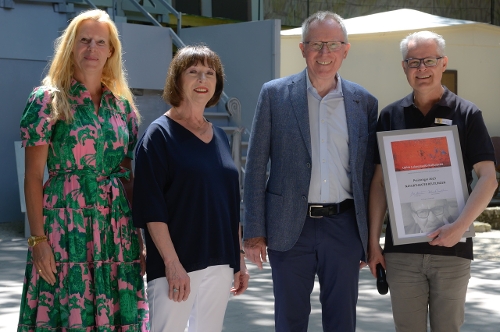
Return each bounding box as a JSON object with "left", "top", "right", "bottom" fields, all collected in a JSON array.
[
  {"left": 404, "top": 57, "right": 443, "bottom": 68},
  {"left": 304, "top": 41, "right": 346, "bottom": 52},
  {"left": 412, "top": 206, "right": 445, "bottom": 219}
]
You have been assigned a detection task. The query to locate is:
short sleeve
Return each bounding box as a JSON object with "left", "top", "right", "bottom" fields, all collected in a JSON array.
[
  {"left": 132, "top": 120, "right": 170, "bottom": 228},
  {"left": 373, "top": 111, "right": 391, "bottom": 164},
  {"left": 464, "top": 110, "right": 495, "bottom": 166},
  {"left": 20, "top": 87, "right": 55, "bottom": 147},
  {"left": 124, "top": 100, "right": 139, "bottom": 159}
]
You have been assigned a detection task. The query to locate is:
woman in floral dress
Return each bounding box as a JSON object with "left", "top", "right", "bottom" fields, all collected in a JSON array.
[{"left": 18, "top": 9, "right": 149, "bottom": 331}]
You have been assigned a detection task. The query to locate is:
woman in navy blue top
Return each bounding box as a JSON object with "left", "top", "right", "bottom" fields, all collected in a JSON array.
[{"left": 133, "top": 45, "right": 249, "bottom": 332}]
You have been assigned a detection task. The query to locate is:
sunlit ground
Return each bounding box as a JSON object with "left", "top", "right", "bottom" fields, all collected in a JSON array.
[{"left": 1, "top": 228, "right": 499, "bottom": 332}]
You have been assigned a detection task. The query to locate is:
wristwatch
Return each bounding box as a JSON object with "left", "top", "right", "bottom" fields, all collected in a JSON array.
[{"left": 27, "top": 235, "right": 48, "bottom": 247}]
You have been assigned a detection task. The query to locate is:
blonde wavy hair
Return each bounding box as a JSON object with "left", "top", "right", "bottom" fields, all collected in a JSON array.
[{"left": 42, "top": 9, "right": 139, "bottom": 122}]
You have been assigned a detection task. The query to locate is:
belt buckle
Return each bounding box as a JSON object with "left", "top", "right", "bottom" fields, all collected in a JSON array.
[{"left": 308, "top": 205, "right": 324, "bottom": 218}]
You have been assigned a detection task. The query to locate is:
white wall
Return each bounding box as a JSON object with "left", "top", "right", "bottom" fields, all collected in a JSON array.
[
  {"left": 281, "top": 24, "right": 500, "bottom": 136},
  {"left": 444, "top": 25, "right": 500, "bottom": 136},
  {"left": 281, "top": 35, "right": 305, "bottom": 77}
]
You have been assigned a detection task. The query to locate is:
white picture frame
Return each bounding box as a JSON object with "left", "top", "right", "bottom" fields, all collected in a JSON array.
[{"left": 377, "top": 126, "right": 474, "bottom": 245}]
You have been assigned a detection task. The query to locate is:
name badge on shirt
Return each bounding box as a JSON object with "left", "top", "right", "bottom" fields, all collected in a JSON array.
[{"left": 435, "top": 118, "right": 452, "bottom": 126}]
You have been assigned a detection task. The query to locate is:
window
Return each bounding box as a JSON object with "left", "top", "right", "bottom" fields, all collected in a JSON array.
[{"left": 442, "top": 70, "right": 457, "bottom": 94}]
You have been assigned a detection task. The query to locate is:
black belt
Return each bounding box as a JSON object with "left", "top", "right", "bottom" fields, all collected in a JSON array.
[{"left": 308, "top": 199, "right": 355, "bottom": 218}]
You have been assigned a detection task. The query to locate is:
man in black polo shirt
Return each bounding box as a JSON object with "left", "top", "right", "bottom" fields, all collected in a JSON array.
[{"left": 367, "top": 30, "right": 497, "bottom": 332}]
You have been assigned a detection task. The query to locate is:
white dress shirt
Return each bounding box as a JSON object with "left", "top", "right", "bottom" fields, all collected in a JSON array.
[{"left": 306, "top": 71, "right": 353, "bottom": 204}]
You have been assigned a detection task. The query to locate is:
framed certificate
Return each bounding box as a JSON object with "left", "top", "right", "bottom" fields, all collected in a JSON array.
[{"left": 377, "top": 126, "right": 475, "bottom": 245}]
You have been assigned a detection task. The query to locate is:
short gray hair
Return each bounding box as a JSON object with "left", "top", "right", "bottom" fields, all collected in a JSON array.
[
  {"left": 400, "top": 31, "right": 446, "bottom": 59},
  {"left": 301, "top": 11, "right": 348, "bottom": 43}
]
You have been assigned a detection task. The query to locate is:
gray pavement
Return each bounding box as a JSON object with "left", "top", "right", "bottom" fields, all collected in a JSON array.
[{"left": 1, "top": 222, "right": 499, "bottom": 331}]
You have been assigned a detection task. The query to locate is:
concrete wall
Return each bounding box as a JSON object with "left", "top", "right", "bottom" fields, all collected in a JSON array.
[
  {"left": 0, "top": 3, "right": 67, "bottom": 224},
  {"left": 0, "top": 3, "right": 171, "bottom": 223},
  {"left": 117, "top": 23, "right": 171, "bottom": 90},
  {"left": 180, "top": 19, "right": 281, "bottom": 134},
  {"left": 0, "top": 2, "right": 279, "bottom": 223},
  {"left": 266, "top": 0, "right": 500, "bottom": 27},
  {"left": 281, "top": 24, "right": 500, "bottom": 137},
  {"left": 134, "top": 19, "right": 281, "bottom": 138}
]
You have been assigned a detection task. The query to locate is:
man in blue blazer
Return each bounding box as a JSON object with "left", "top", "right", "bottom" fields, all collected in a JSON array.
[{"left": 243, "top": 11, "right": 378, "bottom": 332}]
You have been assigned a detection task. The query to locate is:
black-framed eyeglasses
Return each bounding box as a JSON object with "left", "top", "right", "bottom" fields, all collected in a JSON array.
[
  {"left": 304, "top": 41, "right": 346, "bottom": 52},
  {"left": 404, "top": 57, "right": 443, "bottom": 68},
  {"left": 412, "top": 206, "right": 445, "bottom": 219}
]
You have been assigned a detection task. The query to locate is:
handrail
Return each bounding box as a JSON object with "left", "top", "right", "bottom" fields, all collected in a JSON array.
[
  {"left": 154, "top": 0, "right": 182, "bottom": 36},
  {"left": 83, "top": 0, "right": 97, "bottom": 9},
  {"left": 122, "top": 0, "right": 184, "bottom": 48},
  {"left": 231, "top": 127, "right": 243, "bottom": 187},
  {"left": 222, "top": 96, "right": 241, "bottom": 117},
  {"left": 124, "top": 0, "right": 162, "bottom": 27},
  {"left": 120, "top": 0, "right": 235, "bottom": 118},
  {"left": 169, "top": 29, "right": 185, "bottom": 48}
]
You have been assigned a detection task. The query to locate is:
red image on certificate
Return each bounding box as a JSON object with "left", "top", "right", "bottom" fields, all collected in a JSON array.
[{"left": 391, "top": 137, "right": 451, "bottom": 171}]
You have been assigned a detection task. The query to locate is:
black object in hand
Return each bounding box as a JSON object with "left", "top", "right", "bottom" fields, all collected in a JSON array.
[{"left": 376, "top": 264, "right": 389, "bottom": 295}]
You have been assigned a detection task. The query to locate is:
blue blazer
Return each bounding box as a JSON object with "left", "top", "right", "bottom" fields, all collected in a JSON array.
[{"left": 243, "top": 70, "right": 378, "bottom": 258}]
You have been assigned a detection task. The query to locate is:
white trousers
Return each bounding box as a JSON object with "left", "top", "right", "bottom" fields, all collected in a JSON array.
[{"left": 147, "top": 264, "right": 234, "bottom": 332}]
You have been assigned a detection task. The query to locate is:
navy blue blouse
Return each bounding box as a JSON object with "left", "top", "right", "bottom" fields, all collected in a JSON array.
[{"left": 133, "top": 115, "right": 241, "bottom": 282}]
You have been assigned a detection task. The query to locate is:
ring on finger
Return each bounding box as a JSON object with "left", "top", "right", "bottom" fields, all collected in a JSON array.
[{"left": 173, "top": 288, "right": 179, "bottom": 292}]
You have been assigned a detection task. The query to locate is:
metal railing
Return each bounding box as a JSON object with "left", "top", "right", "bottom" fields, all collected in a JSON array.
[
  {"left": 119, "top": 0, "right": 243, "bottom": 169},
  {"left": 121, "top": 0, "right": 185, "bottom": 48},
  {"left": 154, "top": 0, "right": 181, "bottom": 37},
  {"left": 231, "top": 127, "right": 243, "bottom": 187},
  {"left": 5, "top": 0, "right": 243, "bottom": 167},
  {"left": 83, "top": 0, "right": 97, "bottom": 9}
]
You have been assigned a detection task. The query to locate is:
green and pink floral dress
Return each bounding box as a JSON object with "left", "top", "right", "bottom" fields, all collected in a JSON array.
[{"left": 18, "top": 80, "right": 149, "bottom": 331}]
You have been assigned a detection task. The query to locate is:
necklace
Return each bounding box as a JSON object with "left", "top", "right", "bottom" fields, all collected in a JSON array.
[
  {"left": 197, "top": 116, "right": 209, "bottom": 129},
  {"left": 168, "top": 108, "right": 210, "bottom": 135},
  {"left": 170, "top": 108, "right": 208, "bottom": 127},
  {"left": 198, "top": 118, "right": 211, "bottom": 136}
]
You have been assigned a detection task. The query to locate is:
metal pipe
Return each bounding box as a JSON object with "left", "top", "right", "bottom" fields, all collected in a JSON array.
[
  {"left": 83, "top": 0, "right": 97, "bottom": 9},
  {"left": 231, "top": 128, "right": 243, "bottom": 187},
  {"left": 154, "top": 0, "right": 180, "bottom": 17},
  {"left": 154, "top": 0, "right": 182, "bottom": 36},
  {"left": 125, "top": 0, "right": 162, "bottom": 27},
  {"left": 169, "top": 28, "right": 185, "bottom": 48},
  {"left": 177, "top": 11, "right": 181, "bottom": 37}
]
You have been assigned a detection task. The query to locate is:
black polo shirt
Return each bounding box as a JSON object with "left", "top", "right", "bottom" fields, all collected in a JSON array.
[{"left": 375, "top": 87, "right": 495, "bottom": 259}]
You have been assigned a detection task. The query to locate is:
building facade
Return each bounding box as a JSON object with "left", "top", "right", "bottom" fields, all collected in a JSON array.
[{"left": 265, "top": 0, "right": 500, "bottom": 27}]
